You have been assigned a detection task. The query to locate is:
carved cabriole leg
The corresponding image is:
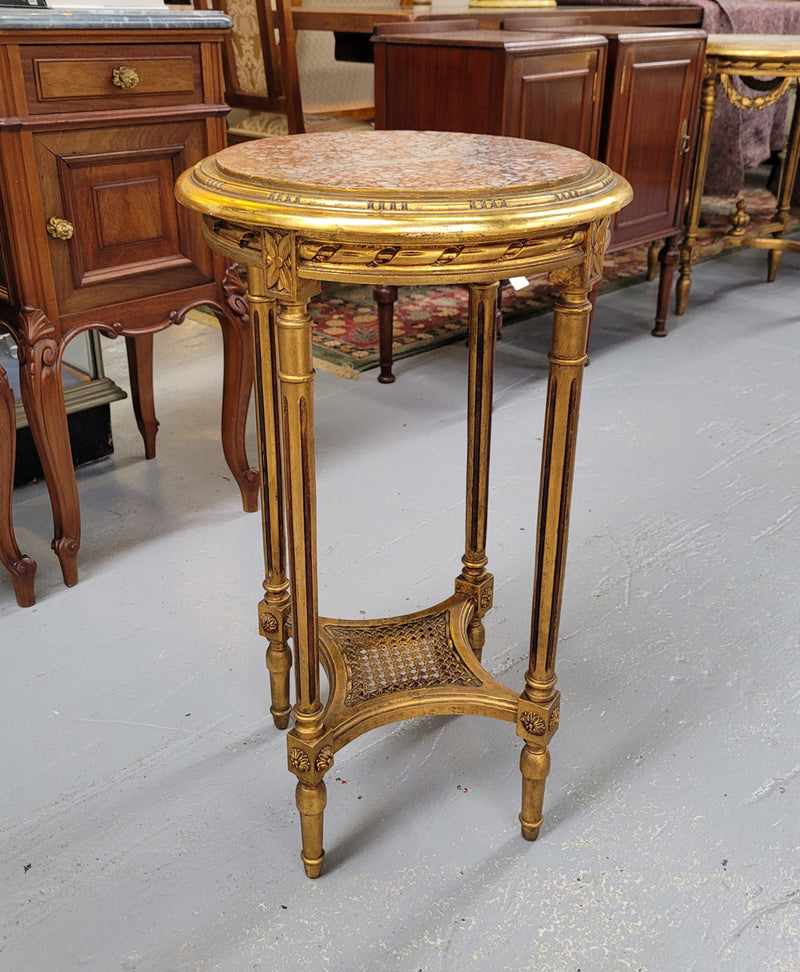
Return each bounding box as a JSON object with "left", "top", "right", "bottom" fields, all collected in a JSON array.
[
  {"left": 373, "top": 284, "right": 398, "bottom": 384},
  {"left": 125, "top": 333, "right": 159, "bottom": 460},
  {"left": 768, "top": 83, "right": 800, "bottom": 283},
  {"left": 455, "top": 282, "right": 498, "bottom": 663},
  {"left": 676, "top": 62, "right": 717, "bottom": 316},
  {"left": 247, "top": 266, "right": 292, "bottom": 730},
  {"left": 518, "top": 253, "right": 597, "bottom": 841},
  {"left": 16, "top": 308, "right": 80, "bottom": 586},
  {"left": 272, "top": 277, "right": 330, "bottom": 878},
  {"left": 214, "top": 265, "right": 259, "bottom": 513},
  {"left": 0, "top": 363, "right": 36, "bottom": 606}
]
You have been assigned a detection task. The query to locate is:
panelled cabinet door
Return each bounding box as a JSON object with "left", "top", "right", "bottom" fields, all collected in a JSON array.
[
  {"left": 603, "top": 38, "right": 704, "bottom": 246},
  {"left": 508, "top": 48, "right": 605, "bottom": 156},
  {"left": 33, "top": 120, "right": 215, "bottom": 318}
]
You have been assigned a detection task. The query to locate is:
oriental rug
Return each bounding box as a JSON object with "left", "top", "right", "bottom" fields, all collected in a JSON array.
[{"left": 306, "top": 185, "right": 794, "bottom": 378}]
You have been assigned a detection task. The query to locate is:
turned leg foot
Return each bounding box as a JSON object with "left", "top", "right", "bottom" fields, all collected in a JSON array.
[
  {"left": 675, "top": 265, "right": 692, "bottom": 316},
  {"left": 519, "top": 743, "right": 550, "bottom": 841},
  {"left": 296, "top": 780, "right": 327, "bottom": 878}
]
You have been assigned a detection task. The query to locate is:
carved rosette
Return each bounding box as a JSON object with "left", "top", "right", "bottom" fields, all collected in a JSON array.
[
  {"left": 259, "top": 608, "right": 280, "bottom": 635},
  {"left": 264, "top": 231, "right": 296, "bottom": 296},
  {"left": 517, "top": 694, "right": 561, "bottom": 744},
  {"left": 586, "top": 216, "right": 610, "bottom": 286},
  {"left": 286, "top": 730, "right": 335, "bottom": 784},
  {"left": 454, "top": 572, "right": 494, "bottom": 618}
]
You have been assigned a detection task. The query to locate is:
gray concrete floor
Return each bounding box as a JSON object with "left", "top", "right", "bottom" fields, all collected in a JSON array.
[{"left": 1, "top": 244, "right": 798, "bottom": 971}]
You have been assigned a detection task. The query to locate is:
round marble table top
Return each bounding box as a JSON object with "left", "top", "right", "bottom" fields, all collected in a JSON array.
[
  {"left": 178, "top": 131, "right": 631, "bottom": 239},
  {"left": 214, "top": 130, "right": 592, "bottom": 196},
  {"left": 176, "top": 130, "right": 632, "bottom": 286}
]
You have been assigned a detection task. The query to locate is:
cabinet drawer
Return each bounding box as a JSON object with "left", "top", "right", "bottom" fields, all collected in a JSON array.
[{"left": 22, "top": 43, "right": 202, "bottom": 114}]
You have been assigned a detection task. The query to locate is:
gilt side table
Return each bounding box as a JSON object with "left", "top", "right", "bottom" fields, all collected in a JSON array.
[
  {"left": 176, "top": 130, "right": 632, "bottom": 877},
  {"left": 677, "top": 34, "right": 800, "bottom": 316}
]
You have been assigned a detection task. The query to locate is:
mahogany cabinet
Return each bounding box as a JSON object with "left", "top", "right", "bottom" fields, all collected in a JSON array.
[
  {"left": 0, "top": 8, "right": 257, "bottom": 591},
  {"left": 374, "top": 26, "right": 608, "bottom": 157},
  {"left": 373, "top": 23, "right": 706, "bottom": 335},
  {"left": 511, "top": 23, "right": 706, "bottom": 249}
]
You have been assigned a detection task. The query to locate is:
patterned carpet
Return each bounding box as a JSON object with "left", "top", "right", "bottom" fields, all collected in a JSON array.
[{"left": 301, "top": 185, "right": 790, "bottom": 376}]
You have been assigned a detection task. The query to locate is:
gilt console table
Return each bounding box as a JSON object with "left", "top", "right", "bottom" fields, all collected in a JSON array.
[
  {"left": 676, "top": 34, "right": 800, "bottom": 316},
  {"left": 0, "top": 7, "right": 258, "bottom": 589},
  {"left": 176, "top": 130, "right": 632, "bottom": 877}
]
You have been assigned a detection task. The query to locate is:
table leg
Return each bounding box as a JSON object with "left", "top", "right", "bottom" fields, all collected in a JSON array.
[
  {"left": 247, "top": 267, "right": 292, "bottom": 730},
  {"left": 0, "top": 363, "right": 36, "bottom": 606},
  {"left": 215, "top": 290, "right": 260, "bottom": 514},
  {"left": 768, "top": 81, "right": 800, "bottom": 283},
  {"left": 676, "top": 63, "right": 717, "bottom": 317},
  {"left": 373, "top": 284, "right": 397, "bottom": 384},
  {"left": 125, "top": 333, "right": 159, "bottom": 460},
  {"left": 519, "top": 264, "right": 592, "bottom": 840},
  {"left": 273, "top": 285, "right": 330, "bottom": 879},
  {"left": 652, "top": 233, "right": 681, "bottom": 337},
  {"left": 455, "top": 282, "right": 498, "bottom": 663},
  {"left": 16, "top": 309, "right": 80, "bottom": 586}
]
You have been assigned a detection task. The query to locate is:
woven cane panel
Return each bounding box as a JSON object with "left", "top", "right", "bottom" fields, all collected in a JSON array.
[{"left": 325, "top": 610, "right": 481, "bottom": 707}]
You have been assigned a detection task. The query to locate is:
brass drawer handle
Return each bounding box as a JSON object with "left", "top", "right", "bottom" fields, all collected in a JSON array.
[
  {"left": 46, "top": 217, "right": 74, "bottom": 241},
  {"left": 112, "top": 66, "right": 140, "bottom": 90}
]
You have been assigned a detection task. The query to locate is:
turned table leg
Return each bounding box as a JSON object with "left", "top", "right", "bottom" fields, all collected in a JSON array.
[
  {"left": 373, "top": 283, "right": 398, "bottom": 384},
  {"left": 455, "top": 282, "right": 499, "bottom": 663},
  {"left": 676, "top": 63, "right": 717, "bottom": 317},
  {"left": 519, "top": 264, "right": 594, "bottom": 839},
  {"left": 248, "top": 267, "right": 292, "bottom": 729},
  {"left": 272, "top": 284, "right": 331, "bottom": 878},
  {"left": 768, "top": 84, "right": 800, "bottom": 283}
]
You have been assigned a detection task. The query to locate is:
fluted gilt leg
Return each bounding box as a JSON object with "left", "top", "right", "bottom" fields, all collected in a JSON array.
[
  {"left": 517, "top": 252, "right": 598, "bottom": 840},
  {"left": 455, "top": 282, "right": 498, "bottom": 663},
  {"left": 676, "top": 62, "right": 716, "bottom": 316},
  {"left": 247, "top": 266, "right": 293, "bottom": 729}
]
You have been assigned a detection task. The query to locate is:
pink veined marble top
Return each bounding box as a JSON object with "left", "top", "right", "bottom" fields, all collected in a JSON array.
[{"left": 214, "top": 131, "right": 593, "bottom": 196}]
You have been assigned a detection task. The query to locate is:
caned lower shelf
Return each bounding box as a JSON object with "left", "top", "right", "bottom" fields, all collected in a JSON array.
[{"left": 318, "top": 593, "right": 520, "bottom": 750}]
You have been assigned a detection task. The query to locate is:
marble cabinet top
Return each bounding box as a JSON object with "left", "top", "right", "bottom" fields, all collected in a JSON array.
[{"left": 0, "top": 9, "right": 230, "bottom": 31}]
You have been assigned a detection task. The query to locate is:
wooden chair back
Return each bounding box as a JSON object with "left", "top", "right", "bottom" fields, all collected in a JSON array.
[{"left": 193, "top": 0, "right": 305, "bottom": 133}]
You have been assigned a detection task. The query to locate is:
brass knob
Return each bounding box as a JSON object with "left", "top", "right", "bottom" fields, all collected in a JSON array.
[
  {"left": 112, "top": 66, "right": 140, "bottom": 90},
  {"left": 46, "top": 217, "right": 74, "bottom": 241}
]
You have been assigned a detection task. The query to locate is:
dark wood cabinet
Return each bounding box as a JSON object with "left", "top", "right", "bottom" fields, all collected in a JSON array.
[
  {"left": 0, "top": 11, "right": 257, "bottom": 590},
  {"left": 515, "top": 25, "right": 706, "bottom": 254},
  {"left": 373, "top": 23, "right": 706, "bottom": 335},
  {"left": 374, "top": 27, "right": 608, "bottom": 157}
]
